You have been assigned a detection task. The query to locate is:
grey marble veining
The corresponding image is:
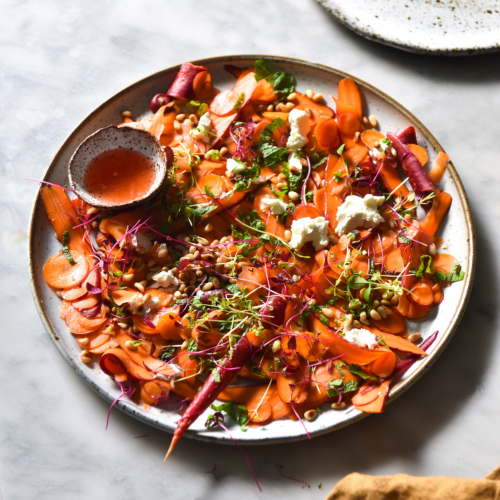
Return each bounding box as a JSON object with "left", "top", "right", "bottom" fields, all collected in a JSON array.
[{"left": 1, "top": 0, "right": 500, "bottom": 499}]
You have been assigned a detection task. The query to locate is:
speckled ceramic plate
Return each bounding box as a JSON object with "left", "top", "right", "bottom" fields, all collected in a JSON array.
[
  {"left": 29, "top": 55, "right": 475, "bottom": 445},
  {"left": 317, "top": 0, "right": 500, "bottom": 55}
]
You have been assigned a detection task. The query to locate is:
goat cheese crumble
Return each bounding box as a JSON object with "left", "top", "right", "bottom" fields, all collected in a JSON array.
[
  {"left": 344, "top": 328, "right": 378, "bottom": 349},
  {"left": 190, "top": 112, "right": 213, "bottom": 143},
  {"left": 286, "top": 109, "right": 311, "bottom": 151},
  {"left": 335, "top": 194, "right": 385, "bottom": 236},
  {"left": 153, "top": 269, "right": 179, "bottom": 288},
  {"left": 289, "top": 216, "right": 329, "bottom": 251},
  {"left": 261, "top": 197, "right": 288, "bottom": 215}
]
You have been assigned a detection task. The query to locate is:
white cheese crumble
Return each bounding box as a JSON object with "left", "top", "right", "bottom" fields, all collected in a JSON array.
[
  {"left": 190, "top": 112, "right": 213, "bottom": 143},
  {"left": 226, "top": 158, "right": 247, "bottom": 174},
  {"left": 344, "top": 328, "right": 378, "bottom": 349},
  {"left": 289, "top": 216, "right": 329, "bottom": 251},
  {"left": 128, "top": 293, "right": 160, "bottom": 315},
  {"left": 153, "top": 269, "right": 179, "bottom": 287},
  {"left": 261, "top": 197, "right": 288, "bottom": 215},
  {"left": 335, "top": 194, "right": 385, "bottom": 236},
  {"left": 156, "top": 363, "right": 182, "bottom": 383},
  {"left": 131, "top": 232, "right": 152, "bottom": 254},
  {"left": 286, "top": 109, "right": 311, "bottom": 151},
  {"left": 369, "top": 140, "right": 391, "bottom": 161},
  {"left": 288, "top": 152, "right": 303, "bottom": 172}
]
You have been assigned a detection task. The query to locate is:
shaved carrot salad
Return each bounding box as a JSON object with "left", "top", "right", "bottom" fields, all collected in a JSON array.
[{"left": 40, "top": 59, "right": 464, "bottom": 455}]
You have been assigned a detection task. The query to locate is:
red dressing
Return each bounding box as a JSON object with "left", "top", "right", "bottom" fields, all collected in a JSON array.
[{"left": 83, "top": 148, "right": 156, "bottom": 204}]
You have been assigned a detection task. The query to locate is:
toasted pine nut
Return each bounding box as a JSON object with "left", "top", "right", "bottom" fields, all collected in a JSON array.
[
  {"left": 304, "top": 409, "right": 317, "bottom": 421},
  {"left": 120, "top": 110, "right": 132, "bottom": 118},
  {"left": 305, "top": 89, "right": 314, "bottom": 99},
  {"left": 81, "top": 356, "right": 92, "bottom": 364},
  {"left": 322, "top": 308, "right": 334, "bottom": 318},
  {"left": 203, "top": 282, "right": 214, "bottom": 291},
  {"left": 189, "top": 246, "right": 197, "bottom": 254},
  {"left": 354, "top": 131, "right": 360, "bottom": 142},
  {"left": 287, "top": 92, "right": 297, "bottom": 101},
  {"left": 285, "top": 102, "right": 295, "bottom": 111},
  {"left": 304, "top": 107, "right": 312, "bottom": 117},
  {"left": 377, "top": 306, "right": 387, "bottom": 319},
  {"left": 122, "top": 273, "right": 134, "bottom": 282},
  {"left": 383, "top": 290, "right": 394, "bottom": 300},
  {"left": 173, "top": 120, "right": 181, "bottom": 131},
  {"left": 370, "top": 309, "right": 382, "bottom": 321},
  {"left": 360, "top": 311, "right": 367, "bottom": 320},
  {"left": 404, "top": 213, "right": 412, "bottom": 221},
  {"left": 381, "top": 299, "right": 392, "bottom": 306},
  {"left": 134, "top": 282, "right": 145, "bottom": 293},
  {"left": 373, "top": 300, "right": 380, "bottom": 308},
  {"left": 429, "top": 243, "right": 437, "bottom": 256},
  {"left": 79, "top": 337, "right": 89, "bottom": 346},
  {"left": 189, "top": 114, "right": 198, "bottom": 125},
  {"left": 276, "top": 182, "right": 287, "bottom": 189},
  {"left": 288, "top": 191, "right": 299, "bottom": 201},
  {"left": 181, "top": 340, "right": 189, "bottom": 350},
  {"left": 391, "top": 295, "right": 400, "bottom": 305},
  {"left": 331, "top": 402, "right": 346, "bottom": 409},
  {"left": 125, "top": 340, "right": 137, "bottom": 350},
  {"left": 91, "top": 221, "right": 98, "bottom": 229},
  {"left": 229, "top": 278, "right": 238, "bottom": 284},
  {"left": 360, "top": 318, "right": 371, "bottom": 326},
  {"left": 176, "top": 113, "right": 185, "bottom": 121},
  {"left": 362, "top": 116, "right": 369, "bottom": 125},
  {"left": 267, "top": 104, "right": 274, "bottom": 112},
  {"left": 353, "top": 320, "right": 361, "bottom": 328},
  {"left": 158, "top": 249, "right": 168, "bottom": 258},
  {"left": 368, "top": 115, "right": 378, "bottom": 127},
  {"left": 87, "top": 206, "right": 99, "bottom": 215},
  {"left": 409, "top": 333, "right": 421, "bottom": 342},
  {"left": 312, "top": 93, "right": 324, "bottom": 102},
  {"left": 348, "top": 301, "right": 361, "bottom": 310},
  {"left": 147, "top": 259, "right": 155, "bottom": 267},
  {"left": 284, "top": 230, "right": 292, "bottom": 242},
  {"left": 328, "top": 235, "right": 337, "bottom": 245},
  {"left": 118, "top": 322, "right": 129, "bottom": 330},
  {"left": 174, "top": 291, "right": 183, "bottom": 299}
]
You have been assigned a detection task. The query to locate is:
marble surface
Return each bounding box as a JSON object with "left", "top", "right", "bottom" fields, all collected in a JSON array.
[{"left": 1, "top": 0, "right": 500, "bottom": 498}]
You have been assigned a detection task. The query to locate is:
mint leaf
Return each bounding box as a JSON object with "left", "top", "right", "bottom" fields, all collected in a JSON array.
[
  {"left": 209, "top": 401, "right": 248, "bottom": 427},
  {"left": 259, "top": 118, "right": 286, "bottom": 145},
  {"left": 254, "top": 59, "right": 273, "bottom": 81},
  {"left": 347, "top": 275, "right": 369, "bottom": 290},
  {"left": 348, "top": 364, "right": 378, "bottom": 381},
  {"left": 61, "top": 231, "right": 76, "bottom": 265}
]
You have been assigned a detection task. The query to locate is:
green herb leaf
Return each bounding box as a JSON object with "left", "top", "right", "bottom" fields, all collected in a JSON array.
[
  {"left": 208, "top": 401, "right": 249, "bottom": 428},
  {"left": 212, "top": 367, "right": 221, "bottom": 383},
  {"left": 348, "top": 364, "right": 378, "bottom": 381},
  {"left": 254, "top": 59, "right": 273, "bottom": 81},
  {"left": 347, "top": 275, "right": 370, "bottom": 290},
  {"left": 259, "top": 118, "right": 286, "bottom": 145},
  {"left": 409, "top": 255, "right": 433, "bottom": 278},
  {"left": 434, "top": 263, "right": 465, "bottom": 284},
  {"left": 159, "top": 346, "right": 176, "bottom": 362},
  {"left": 233, "top": 92, "right": 245, "bottom": 111},
  {"left": 254, "top": 59, "right": 295, "bottom": 95},
  {"left": 61, "top": 231, "right": 76, "bottom": 265},
  {"left": 337, "top": 144, "right": 345, "bottom": 155}
]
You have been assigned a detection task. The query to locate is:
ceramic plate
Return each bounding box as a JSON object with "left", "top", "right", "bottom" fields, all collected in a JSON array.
[
  {"left": 317, "top": 0, "right": 500, "bottom": 55},
  {"left": 29, "top": 55, "right": 475, "bottom": 444}
]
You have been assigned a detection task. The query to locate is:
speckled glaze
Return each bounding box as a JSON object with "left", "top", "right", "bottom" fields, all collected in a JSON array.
[
  {"left": 28, "top": 55, "right": 475, "bottom": 445},
  {"left": 68, "top": 125, "right": 167, "bottom": 209},
  {"left": 317, "top": 0, "right": 500, "bottom": 55}
]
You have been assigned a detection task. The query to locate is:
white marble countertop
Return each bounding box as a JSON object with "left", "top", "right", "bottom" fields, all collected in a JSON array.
[{"left": 1, "top": 0, "right": 500, "bottom": 498}]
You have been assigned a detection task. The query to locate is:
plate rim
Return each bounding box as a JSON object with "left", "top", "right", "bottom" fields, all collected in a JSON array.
[
  {"left": 28, "top": 54, "right": 476, "bottom": 445},
  {"left": 316, "top": 0, "right": 500, "bottom": 56}
]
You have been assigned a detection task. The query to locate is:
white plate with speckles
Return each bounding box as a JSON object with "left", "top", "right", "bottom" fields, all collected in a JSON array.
[
  {"left": 29, "top": 55, "right": 475, "bottom": 445},
  {"left": 317, "top": 0, "right": 500, "bottom": 55}
]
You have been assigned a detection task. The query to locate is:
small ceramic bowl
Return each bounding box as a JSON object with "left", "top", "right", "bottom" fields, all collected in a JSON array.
[{"left": 68, "top": 125, "right": 167, "bottom": 209}]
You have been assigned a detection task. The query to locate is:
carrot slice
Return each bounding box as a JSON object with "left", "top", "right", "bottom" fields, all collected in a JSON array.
[
  {"left": 429, "top": 151, "right": 450, "bottom": 185},
  {"left": 385, "top": 247, "right": 405, "bottom": 273},
  {"left": 407, "top": 144, "right": 428, "bottom": 166},
  {"left": 315, "top": 118, "right": 339, "bottom": 149},
  {"left": 338, "top": 78, "right": 362, "bottom": 118},
  {"left": 373, "top": 308, "right": 407, "bottom": 334},
  {"left": 360, "top": 130, "right": 385, "bottom": 149},
  {"left": 40, "top": 185, "right": 89, "bottom": 254},
  {"left": 409, "top": 279, "right": 434, "bottom": 306},
  {"left": 367, "top": 329, "right": 426, "bottom": 356},
  {"left": 60, "top": 286, "right": 88, "bottom": 301},
  {"left": 337, "top": 112, "right": 361, "bottom": 136},
  {"left": 65, "top": 304, "right": 107, "bottom": 334},
  {"left": 270, "top": 394, "right": 295, "bottom": 421},
  {"left": 251, "top": 79, "right": 276, "bottom": 102},
  {"left": 277, "top": 366, "right": 309, "bottom": 405},
  {"left": 72, "top": 294, "right": 100, "bottom": 311},
  {"left": 354, "top": 380, "right": 390, "bottom": 413},
  {"left": 210, "top": 90, "right": 240, "bottom": 117},
  {"left": 249, "top": 400, "right": 273, "bottom": 424},
  {"left": 419, "top": 189, "right": 452, "bottom": 238},
  {"left": 432, "top": 253, "right": 459, "bottom": 274},
  {"left": 60, "top": 300, "right": 71, "bottom": 319},
  {"left": 144, "top": 289, "right": 174, "bottom": 309},
  {"left": 432, "top": 283, "right": 444, "bottom": 305},
  {"left": 43, "top": 251, "right": 89, "bottom": 289},
  {"left": 406, "top": 302, "right": 431, "bottom": 320},
  {"left": 156, "top": 306, "right": 182, "bottom": 340},
  {"left": 100, "top": 348, "right": 156, "bottom": 381}
]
